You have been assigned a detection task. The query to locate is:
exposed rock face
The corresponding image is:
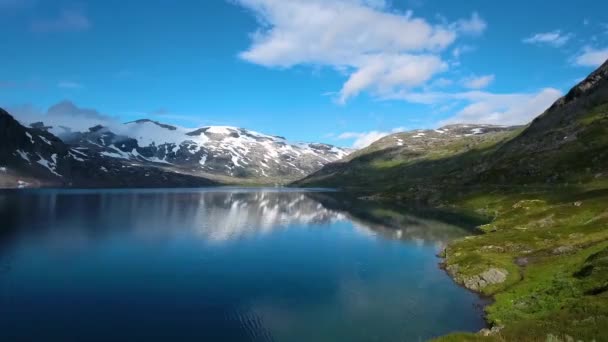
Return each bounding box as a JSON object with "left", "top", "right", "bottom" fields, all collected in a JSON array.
[
  {"left": 446, "top": 264, "right": 509, "bottom": 292},
  {"left": 465, "top": 268, "right": 509, "bottom": 291},
  {"left": 478, "top": 325, "right": 504, "bottom": 337}
]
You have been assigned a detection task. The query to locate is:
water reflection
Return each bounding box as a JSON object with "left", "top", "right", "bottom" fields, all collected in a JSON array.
[
  {"left": 0, "top": 189, "right": 485, "bottom": 341},
  {"left": 0, "top": 189, "right": 476, "bottom": 247}
]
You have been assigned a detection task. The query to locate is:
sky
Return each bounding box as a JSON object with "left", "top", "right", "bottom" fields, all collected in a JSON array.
[{"left": 1, "top": 0, "right": 608, "bottom": 148}]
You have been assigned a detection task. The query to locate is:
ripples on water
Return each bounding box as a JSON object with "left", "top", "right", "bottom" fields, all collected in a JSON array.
[{"left": 0, "top": 188, "right": 486, "bottom": 341}]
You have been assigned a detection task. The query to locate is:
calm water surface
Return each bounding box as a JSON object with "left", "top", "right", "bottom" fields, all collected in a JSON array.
[{"left": 0, "top": 188, "right": 485, "bottom": 341}]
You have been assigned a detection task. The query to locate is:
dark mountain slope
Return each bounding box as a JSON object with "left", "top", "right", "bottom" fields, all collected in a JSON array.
[
  {"left": 475, "top": 59, "right": 608, "bottom": 185},
  {"left": 0, "top": 107, "right": 72, "bottom": 187}
]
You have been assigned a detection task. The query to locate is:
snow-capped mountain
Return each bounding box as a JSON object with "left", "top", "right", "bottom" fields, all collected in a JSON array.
[
  {"left": 58, "top": 118, "right": 351, "bottom": 184},
  {"left": 2, "top": 105, "right": 352, "bottom": 187}
]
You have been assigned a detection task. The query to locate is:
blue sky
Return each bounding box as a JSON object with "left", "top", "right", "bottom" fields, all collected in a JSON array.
[{"left": 1, "top": 0, "right": 607, "bottom": 148}]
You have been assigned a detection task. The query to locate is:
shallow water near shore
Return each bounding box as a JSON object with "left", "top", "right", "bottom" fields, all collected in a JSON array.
[{"left": 0, "top": 188, "right": 486, "bottom": 341}]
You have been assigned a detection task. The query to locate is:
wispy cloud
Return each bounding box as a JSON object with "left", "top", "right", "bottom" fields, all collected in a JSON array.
[
  {"left": 573, "top": 46, "right": 608, "bottom": 67},
  {"left": 462, "top": 74, "right": 495, "bottom": 89},
  {"left": 387, "top": 88, "right": 562, "bottom": 126},
  {"left": 234, "top": 0, "right": 486, "bottom": 103},
  {"left": 337, "top": 127, "right": 406, "bottom": 148},
  {"left": 452, "top": 12, "right": 486, "bottom": 36},
  {"left": 439, "top": 89, "right": 562, "bottom": 126},
  {"left": 8, "top": 101, "right": 119, "bottom": 134},
  {"left": 523, "top": 30, "right": 572, "bottom": 47},
  {"left": 30, "top": 8, "right": 91, "bottom": 33},
  {"left": 451, "top": 45, "right": 475, "bottom": 59}
]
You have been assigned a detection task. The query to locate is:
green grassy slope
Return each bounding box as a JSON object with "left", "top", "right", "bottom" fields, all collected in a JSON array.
[
  {"left": 294, "top": 127, "right": 523, "bottom": 193},
  {"left": 433, "top": 186, "right": 608, "bottom": 341}
]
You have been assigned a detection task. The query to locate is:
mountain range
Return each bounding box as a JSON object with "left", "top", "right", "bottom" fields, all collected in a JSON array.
[
  {"left": 2, "top": 59, "right": 607, "bottom": 193},
  {"left": 0, "top": 109, "right": 351, "bottom": 188}
]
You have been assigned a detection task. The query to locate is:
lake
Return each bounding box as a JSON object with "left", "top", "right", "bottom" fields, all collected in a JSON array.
[{"left": 0, "top": 188, "right": 486, "bottom": 341}]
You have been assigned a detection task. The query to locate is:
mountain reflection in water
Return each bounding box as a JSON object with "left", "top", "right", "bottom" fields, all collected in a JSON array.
[
  {"left": 0, "top": 188, "right": 476, "bottom": 246},
  {"left": 0, "top": 188, "right": 485, "bottom": 342}
]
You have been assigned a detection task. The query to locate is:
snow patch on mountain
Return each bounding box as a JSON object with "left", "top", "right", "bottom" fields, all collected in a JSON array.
[{"left": 36, "top": 153, "right": 62, "bottom": 177}]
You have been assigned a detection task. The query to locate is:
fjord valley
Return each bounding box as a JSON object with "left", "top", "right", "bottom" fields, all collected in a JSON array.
[
  {"left": 1, "top": 60, "right": 608, "bottom": 341},
  {"left": 2, "top": 60, "right": 608, "bottom": 341}
]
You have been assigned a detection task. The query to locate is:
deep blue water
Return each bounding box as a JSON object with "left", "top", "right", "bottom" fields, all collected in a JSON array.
[{"left": 0, "top": 188, "right": 485, "bottom": 341}]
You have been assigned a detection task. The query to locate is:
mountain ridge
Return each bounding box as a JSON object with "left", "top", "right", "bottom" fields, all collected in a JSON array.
[{"left": 0, "top": 109, "right": 352, "bottom": 188}]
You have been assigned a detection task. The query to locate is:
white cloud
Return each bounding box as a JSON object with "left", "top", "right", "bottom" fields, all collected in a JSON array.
[
  {"left": 462, "top": 74, "right": 494, "bottom": 89},
  {"left": 574, "top": 47, "right": 608, "bottom": 67},
  {"left": 337, "top": 127, "right": 405, "bottom": 148},
  {"left": 234, "top": 0, "right": 486, "bottom": 103},
  {"left": 8, "top": 101, "right": 121, "bottom": 134},
  {"left": 440, "top": 88, "right": 562, "bottom": 125},
  {"left": 30, "top": 8, "right": 91, "bottom": 33},
  {"left": 452, "top": 12, "right": 486, "bottom": 36},
  {"left": 431, "top": 77, "right": 454, "bottom": 88},
  {"left": 387, "top": 87, "right": 562, "bottom": 126},
  {"left": 451, "top": 45, "right": 475, "bottom": 59},
  {"left": 8, "top": 101, "right": 217, "bottom": 135},
  {"left": 338, "top": 54, "right": 447, "bottom": 103},
  {"left": 523, "top": 30, "right": 572, "bottom": 47},
  {"left": 57, "top": 81, "right": 84, "bottom": 89}
]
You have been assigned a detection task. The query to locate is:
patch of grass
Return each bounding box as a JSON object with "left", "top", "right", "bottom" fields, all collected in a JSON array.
[{"left": 436, "top": 188, "right": 608, "bottom": 341}]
